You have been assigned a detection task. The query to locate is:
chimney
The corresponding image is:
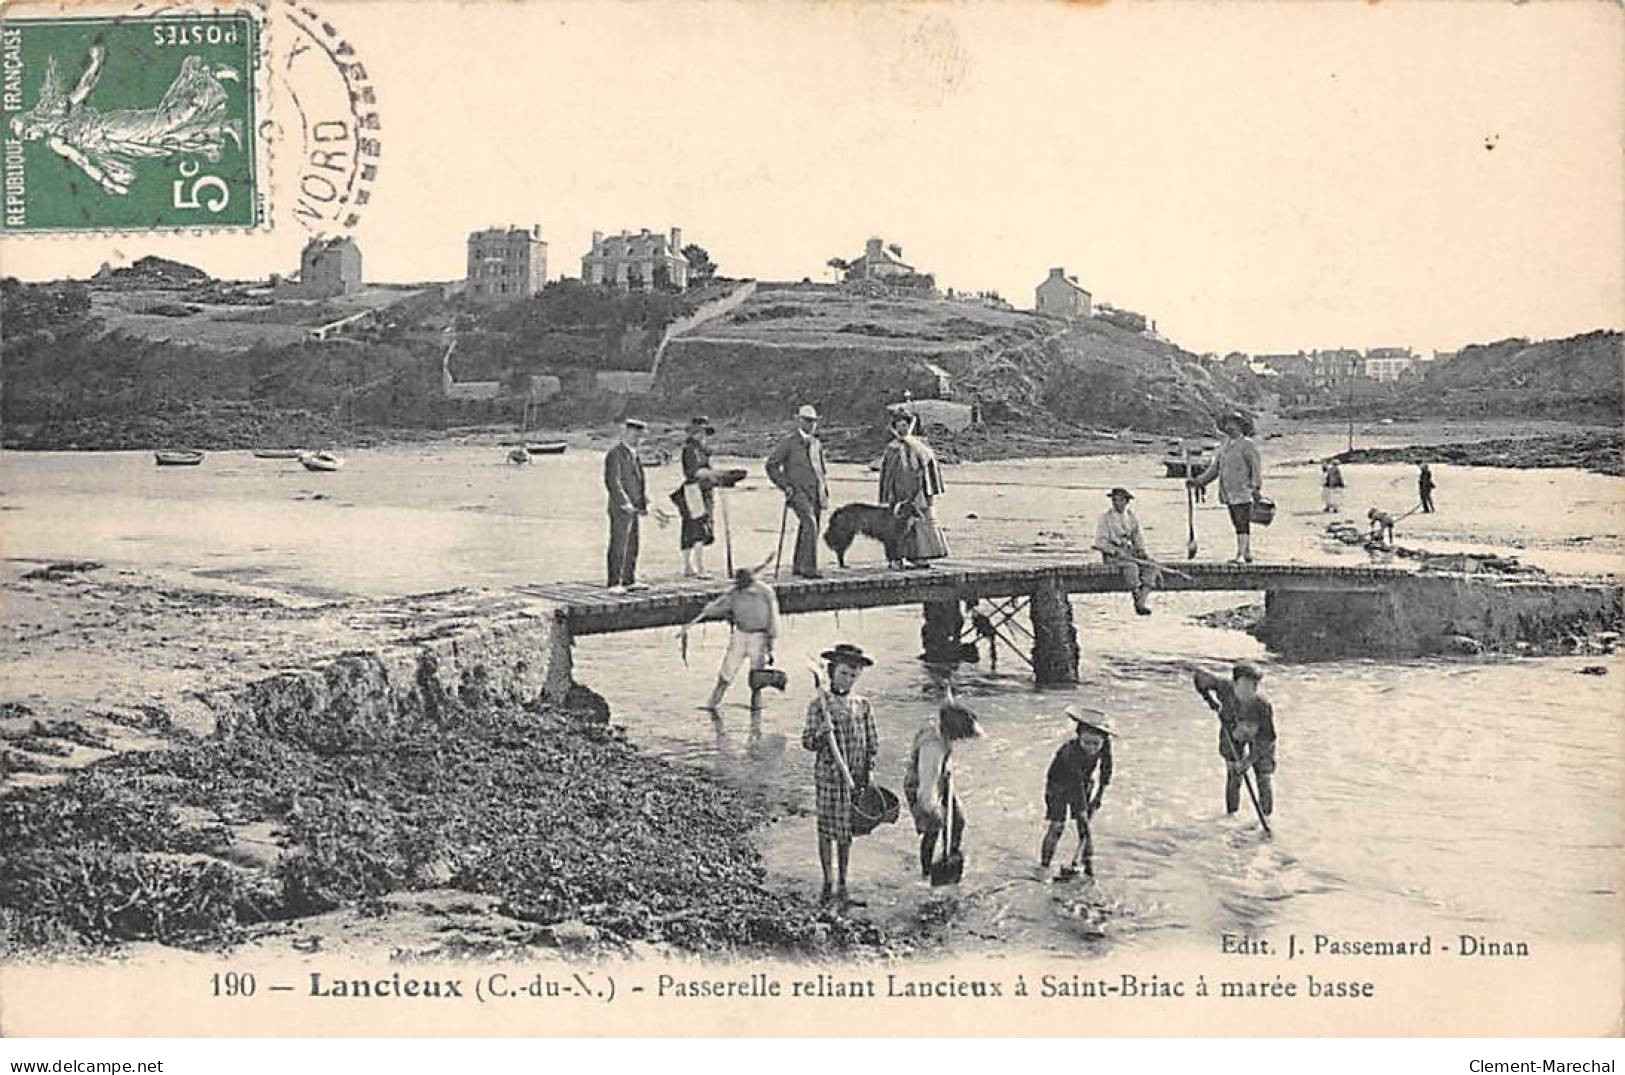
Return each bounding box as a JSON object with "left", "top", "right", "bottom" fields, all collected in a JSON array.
[
  {"left": 1048, "top": 267, "right": 1065, "bottom": 280},
  {"left": 532, "top": 224, "right": 542, "bottom": 239},
  {"left": 670, "top": 226, "right": 682, "bottom": 251},
  {"left": 866, "top": 237, "right": 883, "bottom": 258},
  {"left": 591, "top": 230, "right": 603, "bottom": 248}
]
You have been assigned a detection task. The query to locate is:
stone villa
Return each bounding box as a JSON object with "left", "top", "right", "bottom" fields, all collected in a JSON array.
[
  {"left": 466, "top": 225, "right": 548, "bottom": 301},
  {"left": 298, "top": 237, "right": 362, "bottom": 298},
  {"left": 845, "top": 237, "right": 916, "bottom": 280},
  {"left": 581, "top": 228, "right": 689, "bottom": 290},
  {"left": 1035, "top": 267, "right": 1091, "bottom": 319}
]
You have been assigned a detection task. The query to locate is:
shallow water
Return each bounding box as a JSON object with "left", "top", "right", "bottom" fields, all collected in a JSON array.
[{"left": 2, "top": 431, "right": 1621, "bottom": 955}]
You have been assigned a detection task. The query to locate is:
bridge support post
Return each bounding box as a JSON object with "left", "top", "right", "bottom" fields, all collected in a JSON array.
[
  {"left": 921, "top": 600, "right": 965, "bottom": 664},
  {"left": 1030, "top": 580, "right": 1078, "bottom": 684}
]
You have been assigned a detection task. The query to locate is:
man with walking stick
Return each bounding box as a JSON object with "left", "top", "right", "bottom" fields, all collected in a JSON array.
[
  {"left": 1192, "top": 661, "right": 1277, "bottom": 829},
  {"left": 766, "top": 404, "right": 830, "bottom": 579}
]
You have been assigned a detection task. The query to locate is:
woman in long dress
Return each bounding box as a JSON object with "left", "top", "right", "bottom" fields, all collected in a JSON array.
[
  {"left": 673, "top": 416, "right": 718, "bottom": 577},
  {"left": 878, "top": 410, "right": 949, "bottom": 570}
]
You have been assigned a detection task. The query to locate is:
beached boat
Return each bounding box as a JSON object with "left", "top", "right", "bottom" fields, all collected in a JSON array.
[
  {"left": 299, "top": 451, "right": 344, "bottom": 472},
  {"left": 154, "top": 450, "right": 205, "bottom": 467},
  {"left": 252, "top": 448, "right": 302, "bottom": 459},
  {"left": 525, "top": 441, "right": 568, "bottom": 455},
  {"left": 1162, "top": 455, "right": 1206, "bottom": 478},
  {"left": 636, "top": 445, "right": 671, "bottom": 467}
]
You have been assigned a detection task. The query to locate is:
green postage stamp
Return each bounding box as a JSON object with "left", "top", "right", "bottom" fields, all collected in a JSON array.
[{"left": 1, "top": 11, "right": 262, "bottom": 232}]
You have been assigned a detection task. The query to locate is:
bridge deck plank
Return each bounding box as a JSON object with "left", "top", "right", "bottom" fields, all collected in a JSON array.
[{"left": 523, "top": 558, "right": 1422, "bottom": 635}]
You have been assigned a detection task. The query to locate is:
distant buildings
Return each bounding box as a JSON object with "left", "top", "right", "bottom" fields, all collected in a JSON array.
[
  {"left": 1363, "top": 346, "right": 1418, "bottom": 383},
  {"left": 299, "top": 237, "right": 362, "bottom": 298},
  {"left": 582, "top": 227, "right": 689, "bottom": 290},
  {"left": 1035, "top": 267, "right": 1091, "bottom": 319},
  {"left": 845, "top": 237, "right": 915, "bottom": 281},
  {"left": 467, "top": 225, "right": 548, "bottom": 301},
  {"left": 1252, "top": 351, "right": 1310, "bottom": 378}
]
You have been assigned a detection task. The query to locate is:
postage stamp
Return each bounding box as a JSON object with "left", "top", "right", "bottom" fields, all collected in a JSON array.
[{"left": 1, "top": 11, "right": 263, "bottom": 233}]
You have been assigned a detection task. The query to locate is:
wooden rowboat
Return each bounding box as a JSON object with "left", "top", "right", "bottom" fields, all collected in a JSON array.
[
  {"left": 252, "top": 448, "right": 302, "bottom": 459},
  {"left": 299, "top": 451, "right": 344, "bottom": 472},
  {"left": 525, "top": 441, "right": 567, "bottom": 455},
  {"left": 154, "top": 450, "right": 205, "bottom": 466}
]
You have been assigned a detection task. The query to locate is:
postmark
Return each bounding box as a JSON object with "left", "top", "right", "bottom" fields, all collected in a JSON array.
[
  {"left": 263, "top": 0, "right": 380, "bottom": 237},
  {"left": 0, "top": 10, "right": 264, "bottom": 232}
]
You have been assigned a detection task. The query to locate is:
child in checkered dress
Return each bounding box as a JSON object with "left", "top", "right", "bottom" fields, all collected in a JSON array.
[{"left": 801, "top": 644, "right": 878, "bottom": 910}]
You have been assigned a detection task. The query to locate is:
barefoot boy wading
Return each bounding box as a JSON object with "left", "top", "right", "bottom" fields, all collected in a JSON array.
[
  {"left": 802, "top": 644, "right": 879, "bottom": 909},
  {"left": 1193, "top": 661, "right": 1277, "bottom": 818},
  {"left": 1040, "top": 706, "right": 1114, "bottom": 879},
  {"left": 904, "top": 691, "right": 982, "bottom": 880},
  {"left": 680, "top": 567, "right": 781, "bottom": 714}
]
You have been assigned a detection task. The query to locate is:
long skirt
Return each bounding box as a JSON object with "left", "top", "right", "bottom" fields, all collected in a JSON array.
[
  {"left": 1321, "top": 486, "right": 1344, "bottom": 512},
  {"left": 905, "top": 501, "right": 949, "bottom": 560}
]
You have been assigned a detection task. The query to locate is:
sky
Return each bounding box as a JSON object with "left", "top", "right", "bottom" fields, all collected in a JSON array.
[{"left": 2, "top": 0, "right": 1620, "bottom": 356}]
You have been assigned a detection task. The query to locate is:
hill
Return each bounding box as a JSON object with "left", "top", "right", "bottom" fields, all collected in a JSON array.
[
  {"left": 1290, "top": 330, "right": 1621, "bottom": 422},
  {"left": 657, "top": 284, "right": 1259, "bottom": 458}
]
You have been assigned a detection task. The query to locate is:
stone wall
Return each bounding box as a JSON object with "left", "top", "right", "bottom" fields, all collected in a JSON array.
[{"left": 1258, "top": 576, "right": 1623, "bottom": 659}]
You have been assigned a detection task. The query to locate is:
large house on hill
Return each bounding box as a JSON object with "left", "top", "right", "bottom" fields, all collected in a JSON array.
[
  {"left": 1035, "top": 267, "right": 1091, "bottom": 319},
  {"left": 845, "top": 237, "right": 915, "bottom": 280},
  {"left": 582, "top": 227, "right": 689, "bottom": 290},
  {"left": 299, "top": 237, "right": 362, "bottom": 298},
  {"left": 467, "top": 225, "right": 548, "bottom": 301}
]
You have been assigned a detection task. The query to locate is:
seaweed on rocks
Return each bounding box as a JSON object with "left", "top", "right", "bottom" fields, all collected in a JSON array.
[{"left": 0, "top": 697, "right": 898, "bottom": 957}]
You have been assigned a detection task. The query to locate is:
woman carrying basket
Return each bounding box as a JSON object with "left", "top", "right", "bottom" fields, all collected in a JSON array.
[
  {"left": 801, "top": 644, "right": 879, "bottom": 910},
  {"left": 1189, "top": 411, "right": 1264, "bottom": 564}
]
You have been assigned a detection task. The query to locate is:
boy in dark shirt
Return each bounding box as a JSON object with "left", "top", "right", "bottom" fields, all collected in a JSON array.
[
  {"left": 1193, "top": 661, "right": 1277, "bottom": 816},
  {"left": 1039, "top": 706, "right": 1114, "bottom": 878}
]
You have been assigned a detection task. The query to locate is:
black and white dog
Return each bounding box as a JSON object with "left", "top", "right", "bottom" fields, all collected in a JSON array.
[{"left": 823, "top": 502, "right": 920, "bottom": 567}]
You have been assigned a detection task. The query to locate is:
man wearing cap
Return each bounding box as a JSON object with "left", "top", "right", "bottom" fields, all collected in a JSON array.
[
  {"left": 766, "top": 405, "right": 830, "bottom": 578},
  {"left": 681, "top": 566, "right": 781, "bottom": 715},
  {"left": 1094, "top": 486, "right": 1158, "bottom": 616},
  {"left": 674, "top": 415, "right": 719, "bottom": 578},
  {"left": 801, "top": 643, "right": 879, "bottom": 909},
  {"left": 1189, "top": 411, "right": 1263, "bottom": 564},
  {"left": 904, "top": 690, "right": 982, "bottom": 880},
  {"left": 1193, "top": 661, "right": 1277, "bottom": 818},
  {"left": 604, "top": 419, "right": 650, "bottom": 592},
  {"left": 1039, "top": 707, "right": 1114, "bottom": 879}
]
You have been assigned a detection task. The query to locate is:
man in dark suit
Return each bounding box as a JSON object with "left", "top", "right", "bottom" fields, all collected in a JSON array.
[
  {"left": 766, "top": 404, "right": 830, "bottom": 578},
  {"left": 604, "top": 418, "right": 650, "bottom": 591}
]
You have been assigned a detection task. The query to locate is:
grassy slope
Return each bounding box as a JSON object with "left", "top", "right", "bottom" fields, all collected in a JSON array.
[{"left": 658, "top": 285, "right": 1259, "bottom": 437}]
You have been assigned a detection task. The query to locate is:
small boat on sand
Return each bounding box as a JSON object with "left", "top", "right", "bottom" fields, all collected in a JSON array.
[
  {"left": 637, "top": 445, "right": 672, "bottom": 467},
  {"left": 299, "top": 451, "right": 344, "bottom": 472},
  {"left": 525, "top": 441, "right": 568, "bottom": 455},
  {"left": 154, "top": 450, "right": 205, "bottom": 466},
  {"left": 252, "top": 448, "right": 302, "bottom": 459},
  {"left": 1162, "top": 453, "right": 1207, "bottom": 478}
]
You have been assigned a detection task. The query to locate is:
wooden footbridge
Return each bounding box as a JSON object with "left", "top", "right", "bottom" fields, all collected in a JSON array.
[{"left": 515, "top": 556, "right": 1469, "bottom": 682}]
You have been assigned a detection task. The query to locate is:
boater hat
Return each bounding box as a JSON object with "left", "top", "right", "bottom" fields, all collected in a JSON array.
[
  {"left": 1108, "top": 487, "right": 1134, "bottom": 500},
  {"left": 797, "top": 404, "right": 819, "bottom": 420},
  {"left": 1218, "top": 411, "right": 1255, "bottom": 437},
  {"left": 1064, "top": 705, "right": 1115, "bottom": 737},
  {"left": 624, "top": 417, "right": 647, "bottom": 430},
  {"left": 820, "top": 643, "right": 873, "bottom": 668}
]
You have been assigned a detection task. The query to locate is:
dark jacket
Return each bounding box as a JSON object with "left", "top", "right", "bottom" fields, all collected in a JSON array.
[
  {"left": 604, "top": 442, "right": 647, "bottom": 514},
  {"left": 765, "top": 431, "right": 829, "bottom": 510},
  {"left": 1046, "top": 737, "right": 1113, "bottom": 799}
]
